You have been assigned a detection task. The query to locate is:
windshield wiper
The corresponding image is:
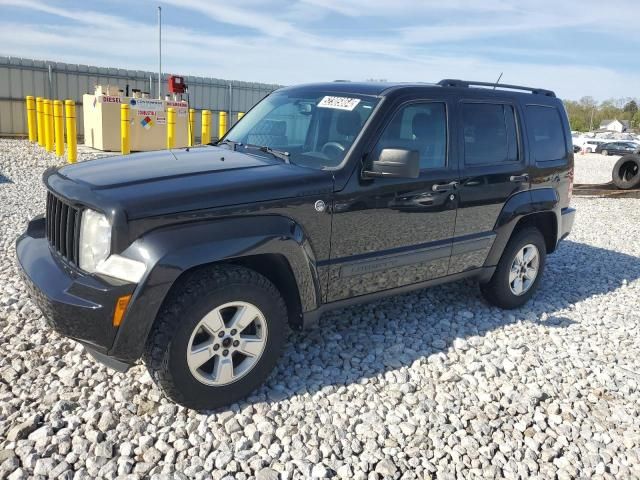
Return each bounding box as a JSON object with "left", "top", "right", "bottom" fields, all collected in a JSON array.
[
  {"left": 245, "top": 144, "right": 291, "bottom": 164},
  {"left": 210, "top": 138, "right": 240, "bottom": 151}
]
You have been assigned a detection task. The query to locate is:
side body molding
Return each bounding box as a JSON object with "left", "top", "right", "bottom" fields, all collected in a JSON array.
[
  {"left": 108, "top": 216, "right": 321, "bottom": 363},
  {"left": 484, "top": 188, "right": 559, "bottom": 267}
]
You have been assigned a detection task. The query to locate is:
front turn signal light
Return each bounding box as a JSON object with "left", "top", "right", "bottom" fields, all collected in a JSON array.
[{"left": 113, "top": 294, "right": 132, "bottom": 327}]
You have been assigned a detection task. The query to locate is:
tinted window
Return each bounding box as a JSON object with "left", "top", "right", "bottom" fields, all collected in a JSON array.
[
  {"left": 374, "top": 103, "right": 447, "bottom": 169},
  {"left": 525, "top": 105, "right": 567, "bottom": 162},
  {"left": 462, "top": 103, "right": 518, "bottom": 165}
]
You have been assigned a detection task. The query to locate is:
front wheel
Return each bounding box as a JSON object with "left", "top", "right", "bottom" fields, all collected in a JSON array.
[
  {"left": 601, "top": 149, "right": 608, "bottom": 156},
  {"left": 480, "top": 227, "right": 546, "bottom": 309},
  {"left": 143, "top": 265, "right": 288, "bottom": 410}
]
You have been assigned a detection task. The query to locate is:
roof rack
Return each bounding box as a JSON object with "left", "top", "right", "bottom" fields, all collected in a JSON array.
[{"left": 438, "top": 79, "right": 556, "bottom": 97}]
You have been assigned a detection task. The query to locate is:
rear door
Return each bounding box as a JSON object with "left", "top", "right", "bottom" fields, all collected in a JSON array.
[{"left": 451, "top": 99, "right": 527, "bottom": 274}]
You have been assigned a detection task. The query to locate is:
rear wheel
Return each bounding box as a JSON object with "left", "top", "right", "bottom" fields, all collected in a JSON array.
[
  {"left": 143, "top": 265, "right": 288, "bottom": 410},
  {"left": 612, "top": 155, "right": 640, "bottom": 190},
  {"left": 480, "top": 227, "right": 546, "bottom": 309}
]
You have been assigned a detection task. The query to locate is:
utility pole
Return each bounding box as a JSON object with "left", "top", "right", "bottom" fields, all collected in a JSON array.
[{"left": 158, "top": 6, "right": 162, "bottom": 99}]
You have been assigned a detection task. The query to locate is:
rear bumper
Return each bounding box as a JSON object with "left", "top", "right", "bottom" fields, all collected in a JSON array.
[
  {"left": 16, "top": 216, "right": 136, "bottom": 369},
  {"left": 559, "top": 207, "right": 576, "bottom": 242}
]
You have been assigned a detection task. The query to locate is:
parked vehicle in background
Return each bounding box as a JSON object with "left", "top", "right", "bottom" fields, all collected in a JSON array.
[
  {"left": 596, "top": 142, "right": 640, "bottom": 156},
  {"left": 573, "top": 145, "right": 582, "bottom": 153},
  {"left": 582, "top": 139, "right": 607, "bottom": 153},
  {"left": 16, "top": 78, "right": 576, "bottom": 409}
]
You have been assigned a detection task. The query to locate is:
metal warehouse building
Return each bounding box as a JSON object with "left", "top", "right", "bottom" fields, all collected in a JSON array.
[{"left": 0, "top": 56, "right": 280, "bottom": 139}]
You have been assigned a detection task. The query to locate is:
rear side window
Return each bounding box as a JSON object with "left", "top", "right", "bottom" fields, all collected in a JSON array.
[
  {"left": 525, "top": 105, "right": 567, "bottom": 162},
  {"left": 462, "top": 103, "right": 518, "bottom": 165}
]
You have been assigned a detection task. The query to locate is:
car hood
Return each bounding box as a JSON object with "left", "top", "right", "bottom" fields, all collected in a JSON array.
[
  {"left": 59, "top": 147, "right": 277, "bottom": 188},
  {"left": 52, "top": 146, "right": 334, "bottom": 219}
]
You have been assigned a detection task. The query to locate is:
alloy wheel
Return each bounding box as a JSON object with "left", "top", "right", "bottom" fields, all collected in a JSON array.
[
  {"left": 186, "top": 301, "right": 268, "bottom": 386},
  {"left": 509, "top": 244, "right": 540, "bottom": 296}
]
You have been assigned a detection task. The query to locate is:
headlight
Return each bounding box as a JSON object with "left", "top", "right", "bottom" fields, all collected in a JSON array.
[{"left": 79, "top": 209, "right": 111, "bottom": 272}]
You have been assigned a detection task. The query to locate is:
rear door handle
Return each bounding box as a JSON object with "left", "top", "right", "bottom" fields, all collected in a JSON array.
[
  {"left": 432, "top": 181, "right": 459, "bottom": 192},
  {"left": 510, "top": 174, "right": 529, "bottom": 183}
]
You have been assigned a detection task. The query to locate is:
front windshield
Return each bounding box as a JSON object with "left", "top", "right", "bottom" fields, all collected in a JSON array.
[{"left": 224, "top": 89, "right": 380, "bottom": 169}]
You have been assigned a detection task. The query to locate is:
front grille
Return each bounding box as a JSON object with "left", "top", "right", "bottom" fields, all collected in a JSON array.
[{"left": 46, "top": 192, "right": 82, "bottom": 265}]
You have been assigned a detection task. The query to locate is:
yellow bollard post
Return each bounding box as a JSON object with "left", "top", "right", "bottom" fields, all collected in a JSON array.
[
  {"left": 218, "top": 111, "right": 228, "bottom": 141},
  {"left": 36, "top": 97, "right": 44, "bottom": 146},
  {"left": 237, "top": 112, "right": 245, "bottom": 121},
  {"left": 53, "top": 100, "right": 64, "bottom": 157},
  {"left": 26, "top": 96, "right": 37, "bottom": 142},
  {"left": 201, "top": 110, "right": 211, "bottom": 145},
  {"left": 49, "top": 102, "right": 55, "bottom": 143},
  {"left": 44, "top": 99, "right": 53, "bottom": 152},
  {"left": 64, "top": 100, "right": 77, "bottom": 163},
  {"left": 188, "top": 108, "right": 195, "bottom": 147},
  {"left": 48, "top": 100, "right": 55, "bottom": 149},
  {"left": 167, "top": 107, "right": 176, "bottom": 149},
  {"left": 120, "top": 104, "right": 130, "bottom": 155}
]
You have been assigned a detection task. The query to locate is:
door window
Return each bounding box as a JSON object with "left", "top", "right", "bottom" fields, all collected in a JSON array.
[
  {"left": 462, "top": 103, "right": 519, "bottom": 165},
  {"left": 373, "top": 103, "right": 447, "bottom": 169}
]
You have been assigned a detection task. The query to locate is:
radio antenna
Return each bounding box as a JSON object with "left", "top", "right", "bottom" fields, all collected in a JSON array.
[{"left": 493, "top": 72, "right": 503, "bottom": 90}]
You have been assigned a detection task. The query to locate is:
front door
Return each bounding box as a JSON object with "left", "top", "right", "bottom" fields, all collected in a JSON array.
[
  {"left": 327, "top": 100, "right": 459, "bottom": 302},
  {"left": 450, "top": 100, "right": 529, "bottom": 274}
]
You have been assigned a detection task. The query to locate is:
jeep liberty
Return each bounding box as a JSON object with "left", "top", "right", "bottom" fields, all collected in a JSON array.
[{"left": 17, "top": 79, "right": 576, "bottom": 409}]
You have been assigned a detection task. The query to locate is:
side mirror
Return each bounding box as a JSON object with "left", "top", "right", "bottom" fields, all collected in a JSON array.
[{"left": 363, "top": 148, "right": 420, "bottom": 179}]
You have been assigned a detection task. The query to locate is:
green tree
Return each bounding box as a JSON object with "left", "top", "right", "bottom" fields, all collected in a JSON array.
[
  {"left": 624, "top": 100, "right": 638, "bottom": 119},
  {"left": 562, "top": 96, "right": 640, "bottom": 132}
]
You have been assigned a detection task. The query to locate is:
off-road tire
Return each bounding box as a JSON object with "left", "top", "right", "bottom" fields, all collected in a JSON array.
[
  {"left": 143, "top": 265, "right": 288, "bottom": 410},
  {"left": 612, "top": 155, "right": 640, "bottom": 190},
  {"left": 480, "top": 227, "right": 547, "bottom": 309}
]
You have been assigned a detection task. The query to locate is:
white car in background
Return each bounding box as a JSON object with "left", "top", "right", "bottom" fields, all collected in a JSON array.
[{"left": 582, "top": 139, "right": 607, "bottom": 153}]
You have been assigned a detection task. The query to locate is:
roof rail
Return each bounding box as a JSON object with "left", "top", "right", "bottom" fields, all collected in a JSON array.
[{"left": 438, "top": 79, "right": 556, "bottom": 97}]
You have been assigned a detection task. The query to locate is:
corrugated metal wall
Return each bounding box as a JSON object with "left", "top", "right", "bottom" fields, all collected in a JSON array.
[{"left": 0, "top": 56, "right": 280, "bottom": 139}]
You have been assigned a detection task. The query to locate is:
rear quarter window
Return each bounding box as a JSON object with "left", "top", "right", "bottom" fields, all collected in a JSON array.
[{"left": 525, "top": 105, "right": 567, "bottom": 162}]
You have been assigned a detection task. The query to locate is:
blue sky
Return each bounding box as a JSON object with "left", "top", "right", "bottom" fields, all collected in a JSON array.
[{"left": 0, "top": 0, "right": 639, "bottom": 100}]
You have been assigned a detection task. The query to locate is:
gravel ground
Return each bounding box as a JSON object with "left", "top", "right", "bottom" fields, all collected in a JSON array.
[
  {"left": 1, "top": 139, "right": 639, "bottom": 479},
  {"left": 573, "top": 153, "right": 620, "bottom": 185}
]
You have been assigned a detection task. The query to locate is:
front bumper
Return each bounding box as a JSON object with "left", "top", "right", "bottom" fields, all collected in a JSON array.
[{"left": 16, "top": 216, "right": 136, "bottom": 369}]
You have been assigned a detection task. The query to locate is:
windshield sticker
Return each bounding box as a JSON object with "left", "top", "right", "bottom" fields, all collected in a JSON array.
[{"left": 317, "top": 96, "right": 361, "bottom": 111}]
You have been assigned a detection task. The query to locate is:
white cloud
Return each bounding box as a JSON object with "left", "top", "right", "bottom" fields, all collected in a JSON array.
[
  {"left": 0, "top": 0, "right": 638, "bottom": 100},
  {"left": 300, "top": 0, "right": 514, "bottom": 17}
]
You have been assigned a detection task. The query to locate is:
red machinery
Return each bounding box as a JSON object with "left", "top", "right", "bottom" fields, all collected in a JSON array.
[{"left": 168, "top": 75, "right": 186, "bottom": 94}]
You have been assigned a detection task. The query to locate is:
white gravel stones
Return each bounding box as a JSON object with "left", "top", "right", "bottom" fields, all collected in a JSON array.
[
  {"left": 573, "top": 152, "right": 620, "bottom": 185},
  {"left": 1, "top": 139, "right": 640, "bottom": 479}
]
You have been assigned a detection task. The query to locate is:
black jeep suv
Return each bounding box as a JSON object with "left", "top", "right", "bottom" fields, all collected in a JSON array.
[{"left": 17, "top": 79, "right": 575, "bottom": 409}]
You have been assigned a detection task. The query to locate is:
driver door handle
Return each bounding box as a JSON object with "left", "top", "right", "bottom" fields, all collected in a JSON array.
[
  {"left": 432, "top": 181, "right": 459, "bottom": 192},
  {"left": 510, "top": 174, "right": 529, "bottom": 183}
]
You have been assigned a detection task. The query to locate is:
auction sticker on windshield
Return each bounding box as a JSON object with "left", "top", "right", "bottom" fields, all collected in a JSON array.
[{"left": 317, "top": 96, "right": 361, "bottom": 111}]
